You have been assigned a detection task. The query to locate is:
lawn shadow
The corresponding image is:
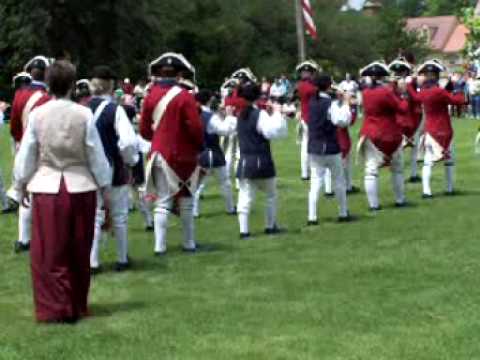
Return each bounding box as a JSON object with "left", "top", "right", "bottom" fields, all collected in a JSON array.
[{"left": 89, "top": 301, "right": 147, "bottom": 317}]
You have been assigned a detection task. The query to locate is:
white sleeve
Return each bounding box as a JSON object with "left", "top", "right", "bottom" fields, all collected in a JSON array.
[
  {"left": 115, "top": 106, "right": 139, "bottom": 166},
  {"left": 208, "top": 113, "right": 237, "bottom": 136},
  {"left": 136, "top": 134, "right": 151, "bottom": 154},
  {"left": 329, "top": 102, "right": 352, "bottom": 128},
  {"left": 13, "top": 113, "right": 38, "bottom": 186},
  {"left": 85, "top": 114, "right": 112, "bottom": 188},
  {"left": 256, "top": 109, "right": 288, "bottom": 140}
]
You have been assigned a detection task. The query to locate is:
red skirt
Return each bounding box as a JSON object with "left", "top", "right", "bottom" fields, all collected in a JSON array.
[{"left": 31, "top": 179, "right": 96, "bottom": 323}]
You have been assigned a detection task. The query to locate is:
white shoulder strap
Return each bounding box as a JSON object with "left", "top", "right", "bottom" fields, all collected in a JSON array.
[
  {"left": 21, "top": 91, "right": 44, "bottom": 131},
  {"left": 93, "top": 100, "right": 110, "bottom": 123},
  {"left": 152, "top": 86, "right": 183, "bottom": 131}
]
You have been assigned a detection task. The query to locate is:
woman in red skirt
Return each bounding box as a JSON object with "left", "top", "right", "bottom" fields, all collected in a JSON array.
[{"left": 14, "top": 60, "right": 111, "bottom": 323}]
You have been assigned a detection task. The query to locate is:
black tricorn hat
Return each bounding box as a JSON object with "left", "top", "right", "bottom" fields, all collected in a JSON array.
[
  {"left": 360, "top": 61, "right": 390, "bottom": 77},
  {"left": 417, "top": 59, "right": 445, "bottom": 74},
  {"left": 24, "top": 56, "right": 51, "bottom": 72},
  {"left": 149, "top": 52, "right": 195, "bottom": 78},
  {"left": 92, "top": 65, "right": 117, "bottom": 80},
  {"left": 388, "top": 58, "right": 412, "bottom": 76}
]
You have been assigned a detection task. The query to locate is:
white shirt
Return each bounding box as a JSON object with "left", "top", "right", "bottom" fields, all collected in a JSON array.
[
  {"left": 319, "top": 92, "right": 352, "bottom": 128},
  {"left": 94, "top": 96, "right": 139, "bottom": 166},
  {"left": 339, "top": 80, "right": 358, "bottom": 95},
  {"left": 14, "top": 102, "right": 112, "bottom": 189},
  {"left": 201, "top": 106, "right": 236, "bottom": 136}
]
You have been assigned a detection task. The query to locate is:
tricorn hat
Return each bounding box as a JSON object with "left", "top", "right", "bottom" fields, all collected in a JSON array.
[
  {"left": 76, "top": 79, "right": 91, "bottom": 90},
  {"left": 231, "top": 68, "right": 257, "bottom": 83},
  {"left": 360, "top": 61, "right": 390, "bottom": 77},
  {"left": 388, "top": 57, "right": 412, "bottom": 76},
  {"left": 296, "top": 60, "right": 320, "bottom": 73},
  {"left": 12, "top": 72, "right": 32, "bottom": 88},
  {"left": 149, "top": 52, "right": 195, "bottom": 78},
  {"left": 24, "top": 55, "right": 52, "bottom": 73},
  {"left": 417, "top": 59, "right": 446, "bottom": 74}
]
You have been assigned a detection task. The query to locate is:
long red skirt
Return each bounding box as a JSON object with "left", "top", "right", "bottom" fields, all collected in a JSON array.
[{"left": 31, "top": 179, "right": 96, "bottom": 323}]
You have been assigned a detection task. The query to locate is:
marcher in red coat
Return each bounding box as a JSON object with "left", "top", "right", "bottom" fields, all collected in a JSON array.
[
  {"left": 9, "top": 56, "right": 52, "bottom": 254},
  {"left": 407, "top": 60, "right": 466, "bottom": 197},
  {"left": 358, "top": 61, "right": 409, "bottom": 211},
  {"left": 295, "top": 60, "right": 319, "bottom": 180},
  {"left": 140, "top": 52, "right": 204, "bottom": 255},
  {"left": 388, "top": 57, "right": 424, "bottom": 183}
]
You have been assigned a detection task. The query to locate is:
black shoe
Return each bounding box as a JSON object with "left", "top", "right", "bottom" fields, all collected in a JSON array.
[
  {"left": 395, "top": 202, "right": 408, "bottom": 208},
  {"left": 14, "top": 241, "right": 29, "bottom": 253},
  {"left": 240, "top": 233, "right": 251, "bottom": 240},
  {"left": 227, "top": 207, "right": 237, "bottom": 216},
  {"left": 145, "top": 225, "right": 154, "bottom": 232},
  {"left": 324, "top": 192, "right": 334, "bottom": 198},
  {"left": 154, "top": 251, "right": 167, "bottom": 257},
  {"left": 301, "top": 177, "right": 310, "bottom": 181},
  {"left": 338, "top": 214, "right": 355, "bottom": 223},
  {"left": 307, "top": 220, "right": 319, "bottom": 226},
  {"left": 114, "top": 261, "right": 131, "bottom": 272},
  {"left": 408, "top": 176, "right": 421, "bottom": 183},
  {"left": 369, "top": 206, "right": 382, "bottom": 212},
  {"left": 264, "top": 226, "right": 286, "bottom": 235},
  {"left": 347, "top": 186, "right": 360, "bottom": 195},
  {"left": 422, "top": 193, "right": 434, "bottom": 199},
  {"left": 444, "top": 190, "right": 456, "bottom": 196},
  {"left": 1, "top": 206, "right": 17, "bottom": 214},
  {"left": 90, "top": 266, "right": 103, "bottom": 275}
]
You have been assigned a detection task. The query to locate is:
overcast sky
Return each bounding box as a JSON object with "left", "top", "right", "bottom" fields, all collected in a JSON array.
[{"left": 346, "top": 0, "right": 368, "bottom": 10}]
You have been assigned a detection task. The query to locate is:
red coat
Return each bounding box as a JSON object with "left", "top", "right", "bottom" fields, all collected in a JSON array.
[
  {"left": 297, "top": 79, "right": 317, "bottom": 123},
  {"left": 140, "top": 81, "right": 204, "bottom": 181},
  {"left": 224, "top": 88, "right": 249, "bottom": 116},
  {"left": 407, "top": 83, "right": 465, "bottom": 151},
  {"left": 337, "top": 105, "right": 357, "bottom": 158},
  {"left": 10, "top": 84, "right": 50, "bottom": 142},
  {"left": 360, "top": 85, "right": 408, "bottom": 157},
  {"left": 390, "top": 83, "right": 423, "bottom": 141}
]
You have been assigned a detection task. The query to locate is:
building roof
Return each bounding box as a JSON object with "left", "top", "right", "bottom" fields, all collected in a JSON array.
[{"left": 406, "top": 16, "right": 468, "bottom": 54}]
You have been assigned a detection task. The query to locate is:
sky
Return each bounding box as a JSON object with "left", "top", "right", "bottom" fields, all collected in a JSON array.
[{"left": 346, "top": 0, "right": 368, "bottom": 10}]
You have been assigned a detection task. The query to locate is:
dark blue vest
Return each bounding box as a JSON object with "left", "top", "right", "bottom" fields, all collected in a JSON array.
[
  {"left": 308, "top": 95, "right": 341, "bottom": 156},
  {"left": 236, "top": 107, "right": 275, "bottom": 179},
  {"left": 89, "top": 97, "right": 129, "bottom": 187},
  {"left": 198, "top": 110, "right": 226, "bottom": 169}
]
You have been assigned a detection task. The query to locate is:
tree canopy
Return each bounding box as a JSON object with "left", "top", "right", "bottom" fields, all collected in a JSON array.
[{"left": 0, "top": 0, "right": 432, "bottom": 92}]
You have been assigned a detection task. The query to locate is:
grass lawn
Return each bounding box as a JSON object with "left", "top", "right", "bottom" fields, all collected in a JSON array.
[{"left": 1, "top": 117, "right": 480, "bottom": 360}]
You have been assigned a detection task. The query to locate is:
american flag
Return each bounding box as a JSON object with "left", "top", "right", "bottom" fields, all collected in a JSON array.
[{"left": 302, "top": 0, "right": 317, "bottom": 40}]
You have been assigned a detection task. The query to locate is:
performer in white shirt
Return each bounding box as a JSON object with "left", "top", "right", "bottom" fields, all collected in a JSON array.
[
  {"left": 307, "top": 74, "right": 353, "bottom": 224},
  {"left": 234, "top": 82, "right": 288, "bottom": 238},
  {"left": 193, "top": 90, "right": 237, "bottom": 218},
  {"left": 87, "top": 66, "right": 139, "bottom": 273}
]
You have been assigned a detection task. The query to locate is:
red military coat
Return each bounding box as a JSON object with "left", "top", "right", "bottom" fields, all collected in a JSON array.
[
  {"left": 140, "top": 80, "right": 204, "bottom": 181},
  {"left": 360, "top": 85, "right": 408, "bottom": 157},
  {"left": 390, "top": 83, "right": 423, "bottom": 142},
  {"left": 224, "top": 88, "right": 249, "bottom": 116},
  {"left": 407, "top": 83, "right": 465, "bottom": 151},
  {"left": 10, "top": 83, "right": 50, "bottom": 143},
  {"left": 337, "top": 105, "right": 357, "bottom": 158},
  {"left": 297, "top": 79, "right": 317, "bottom": 123}
]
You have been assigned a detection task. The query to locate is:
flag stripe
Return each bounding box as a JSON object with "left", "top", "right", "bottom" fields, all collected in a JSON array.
[{"left": 301, "top": 0, "right": 317, "bottom": 40}]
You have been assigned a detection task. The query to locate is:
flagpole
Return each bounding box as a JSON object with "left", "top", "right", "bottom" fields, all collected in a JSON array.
[{"left": 295, "top": 0, "right": 306, "bottom": 62}]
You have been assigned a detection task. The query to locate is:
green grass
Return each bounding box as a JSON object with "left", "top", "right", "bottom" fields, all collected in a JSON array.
[{"left": 1, "top": 118, "right": 480, "bottom": 360}]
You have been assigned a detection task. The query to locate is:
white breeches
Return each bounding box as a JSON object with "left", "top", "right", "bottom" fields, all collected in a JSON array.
[
  {"left": 363, "top": 140, "right": 405, "bottom": 208},
  {"left": 152, "top": 167, "right": 195, "bottom": 253},
  {"left": 0, "top": 168, "right": 9, "bottom": 210},
  {"left": 225, "top": 134, "right": 239, "bottom": 179},
  {"left": 237, "top": 178, "right": 277, "bottom": 234},
  {"left": 422, "top": 138, "right": 455, "bottom": 195},
  {"left": 308, "top": 154, "right": 348, "bottom": 220},
  {"left": 18, "top": 198, "right": 32, "bottom": 245},
  {"left": 300, "top": 122, "right": 310, "bottom": 178},
  {"left": 193, "top": 166, "right": 235, "bottom": 217},
  {"left": 90, "top": 185, "right": 130, "bottom": 267}
]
